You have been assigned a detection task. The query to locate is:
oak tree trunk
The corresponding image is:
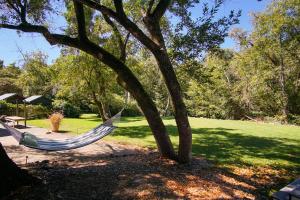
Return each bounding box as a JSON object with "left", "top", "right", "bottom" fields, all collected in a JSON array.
[
  {"left": 0, "top": 143, "right": 37, "bottom": 197},
  {"left": 143, "top": 18, "right": 192, "bottom": 163},
  {"left": 154, "top": 52, "right": 192, "bottom": 163}
]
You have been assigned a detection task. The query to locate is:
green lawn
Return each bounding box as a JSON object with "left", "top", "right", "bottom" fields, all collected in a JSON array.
[{"left": 28, "top": 114, "right": 300, "bottom": 170}]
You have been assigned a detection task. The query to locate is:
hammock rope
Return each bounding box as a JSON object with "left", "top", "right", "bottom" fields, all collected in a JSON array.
[{"left": 0, "top": 110, "right": 123, "bottom": 151}]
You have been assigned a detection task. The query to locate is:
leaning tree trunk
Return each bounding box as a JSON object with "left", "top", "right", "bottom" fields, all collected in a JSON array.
[
  {"left": 80, "top": 40, "right": 177, "bottom": 160},
  {"left": 116, "top": 74, "right": 177, "bottom": 160},
  {"left": 0, "top": 143, "right": 37, "bottom": 197},
  {"left": 142, "top": 19, "right": 193, "bottom": 163},
  {"left": 154, "top": 52, "right": 192, "bottom": 163}
]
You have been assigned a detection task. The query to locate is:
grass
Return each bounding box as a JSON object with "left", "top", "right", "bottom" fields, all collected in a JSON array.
[{"left": 28, "top": 114, "right": 300, "bottom": 170}]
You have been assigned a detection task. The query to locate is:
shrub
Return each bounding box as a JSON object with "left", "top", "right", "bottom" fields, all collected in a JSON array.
[
  {"left": 26, "top": 105, "right": 50, "bottom": 119},
  {"left": 0, "top": 100, "right": 15, "bottom": 116},
  {"left": 0, "top": 100, "right": 49, "bottom": 119},
  {"left": 288, "top": 114, "right": 300, "bottom": 126},
  {"left": 109, "top": 99, "right": 141, "bottom": 117},
  {"left": 52, "top": 100, "right": 80, "bottom": 118}
]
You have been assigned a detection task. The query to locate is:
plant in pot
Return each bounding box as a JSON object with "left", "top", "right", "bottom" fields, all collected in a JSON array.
[{"left": 49, "top": 112, "right": 64, "bottom": 132}]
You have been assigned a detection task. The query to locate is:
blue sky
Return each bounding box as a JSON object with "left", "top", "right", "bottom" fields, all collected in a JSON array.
[{"left": 0, "top": 0, "right": 271, "bottom": 66}]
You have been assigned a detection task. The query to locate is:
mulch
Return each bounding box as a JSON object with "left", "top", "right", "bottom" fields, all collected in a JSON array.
[{"left": 2, "top": 151, "right": 294, "bottom": 200}]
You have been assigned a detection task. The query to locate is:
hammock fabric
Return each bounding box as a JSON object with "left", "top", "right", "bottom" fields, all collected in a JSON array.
[{"left": 0, "top": 110, "right": 122, "bottom": 151}]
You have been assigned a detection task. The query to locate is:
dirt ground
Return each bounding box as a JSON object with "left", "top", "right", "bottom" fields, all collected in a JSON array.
[{"left": 0, "top": 125, "right": 294, "bottom": 200}]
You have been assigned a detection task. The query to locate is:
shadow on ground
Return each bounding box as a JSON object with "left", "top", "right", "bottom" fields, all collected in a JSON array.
[
  {"left": 2, "top": 148, "right": 290, "bottom": 200},
  {"left": 2, "top": 118, "right": 299, "bottom": 200},
  {"left": 0, "top": 128, "right": 10, "bottom": 137},
  {"left": 113, "top": 124, "right": 300, "bottom": 169}
]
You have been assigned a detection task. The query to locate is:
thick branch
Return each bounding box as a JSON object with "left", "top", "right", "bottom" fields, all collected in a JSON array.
[
  {"left": 73, "top": 1, "right": 88, "bottom": 41},
  {"left": 20, "top": 0, "right": 27, "bottom": 22},
  {"left": 151, "top": 0, "right": 171, "bottom": 20},
  {"left": 0, "top": 23, "right": 77, "bottom": 46},
  {"left": 74, "top": 0, "right": 159, "bottom": 52},
  {"left": 113, "top": 0, "right": 126, "bottom": 17}
]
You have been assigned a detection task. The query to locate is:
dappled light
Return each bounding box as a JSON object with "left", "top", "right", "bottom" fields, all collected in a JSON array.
[
  {"left": 2, "top": 149, "right": 292, "bottom": 200},
  {"left": 1, "top": 0, "right": 299, "bottom": 199}
]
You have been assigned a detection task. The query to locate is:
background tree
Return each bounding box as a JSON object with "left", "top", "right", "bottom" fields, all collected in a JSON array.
[
  {"left": 230, "top": 0, "right": 300, "bottom": 121},
  {"left": 53, "top": 51, "right": 118, "bottom": 121},
  {"left": 0, "top": 62, "right": 22, "bottom": 95},
  {"left": 17, "top": 52, "right": 54, "bottom": 97}
]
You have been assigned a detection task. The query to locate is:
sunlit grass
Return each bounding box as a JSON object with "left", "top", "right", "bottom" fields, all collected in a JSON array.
[{"left": 28, "top": 114, "right": 300, "bottom": 169}]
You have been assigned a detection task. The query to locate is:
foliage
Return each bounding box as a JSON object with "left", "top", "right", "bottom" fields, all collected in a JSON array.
[
  {"left": 134, "top": 53, "right": 171, "bottom": 116},
  {"left": 170, "top": 0, "right": 241, "bottom": 61},
  {"left": 0, "top": 63, "right": 22, "bottom": 95},
  {"left": 52, "top": 51, "right": 119, "bottom": 119},
  {"left": 26, "top": 104, "right": 50, "bottom": 119},
  {"left": 52, "top": 99, "right": 80, "bottom": 118},
  {"left": 0, "top": 100, "right": 49, "bottom": 118},
  {"left": 230, "top": 0, "right": 300, "bottom": 121},
  {"left": 0, "top": 100, "right": 16, "bottom": 116},
  {"left": 177, "top": 0, "right": 300, "bottom": 124},
  {"left": 17, "top": 52, "right": 54, "bottom": 97}
]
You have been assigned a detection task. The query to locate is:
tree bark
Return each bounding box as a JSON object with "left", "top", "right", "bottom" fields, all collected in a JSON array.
[
  {"left": 115, "top": 74, "right": 177, "bottom": 160},
  {"left": 0, "top": 143, "right": 37, "bottom": 197},
  {"left": 143, "top": 17, "right": 192, "bottom": 163},
  {"left": 153, "top": 51, "right": 192, "bottom": 163}
]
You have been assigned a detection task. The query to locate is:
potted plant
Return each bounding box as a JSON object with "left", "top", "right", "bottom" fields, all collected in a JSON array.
[{"left": 49, "top": 112, "right": 63, "bottom": 132}]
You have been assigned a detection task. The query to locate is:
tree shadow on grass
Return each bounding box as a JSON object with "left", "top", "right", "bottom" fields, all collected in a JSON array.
[
  {"left": 112, "top": 124, "right": 300, "bottom": 171},
  {"left": 80, "top": 115, "right": 144, "bottom": 123},
  {"left": 191, "top": 127, "right": 300, "bottom": 168}
]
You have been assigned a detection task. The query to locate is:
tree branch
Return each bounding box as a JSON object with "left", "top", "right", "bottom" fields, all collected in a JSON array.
[
  {"left": 121, "top": 32, "right": 130, "bottom": 62},
  {"left": 6, "top": 1, "right": 22, "bottom": 17},
  {"left": 103, "top": 14, "right": 129, "bottom": 62},
  {"left": 146, "top": 0, "right": 155, "bottom": 16},
  {"left": 73, "top": 1, "right": 88, "bottom": 41},
  {"left": 113, "top": 0, "right": 126, "bottom": 17},
  {"left": 0, "top": 23, "right": 78, "bottom": 46},
  {"left": 20, "top": 0, "right": 27, "bottom": 22},
  {"left": 151, "top": 0, "right": 171, "bottom": 20},
  {"left": 0, "top": 21, "right": 130, "bottom": 74},
  {"left": 73, "top": 0, "right": 159, "bottom": 52}
]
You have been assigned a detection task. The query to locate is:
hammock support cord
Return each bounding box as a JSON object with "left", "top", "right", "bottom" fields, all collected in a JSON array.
[{"left": 0, "top": 109, "right": 123, "bottom": 151}]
